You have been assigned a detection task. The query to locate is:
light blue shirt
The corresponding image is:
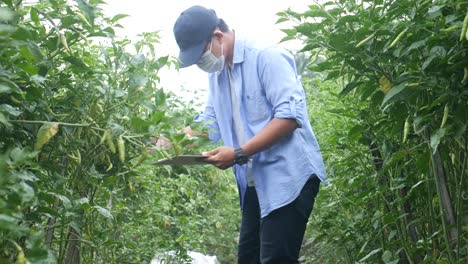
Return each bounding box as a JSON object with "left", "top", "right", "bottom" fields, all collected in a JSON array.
[{"left": 195, "top": 32, "right": 327, "bottom": 217}]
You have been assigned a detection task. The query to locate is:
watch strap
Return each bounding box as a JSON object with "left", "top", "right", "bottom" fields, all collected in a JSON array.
[{"left": 234, "top": 147, "right": 249, "bottom": 165}]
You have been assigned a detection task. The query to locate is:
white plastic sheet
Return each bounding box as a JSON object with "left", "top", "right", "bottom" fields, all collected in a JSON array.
[{"left": 151, "top": 251, "right": 220, "bottom": 264}]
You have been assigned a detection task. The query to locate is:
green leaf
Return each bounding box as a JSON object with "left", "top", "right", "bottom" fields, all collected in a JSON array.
[
  {"left": 281, "top": 28, "right": 296, "bottom": 37},
  {"left": 48, "top": 192, "right": 72, "bottom": 209},
  {"left": 22, "top": 42, "right": 44, "bottom": 61},
  {"left": 102, "top": 26, "right": 115, "bottom": 37},
  {"left": 348, "top": 125, "right": 364, "bottom": 141},
  {"left": 430, "top": 128, "right": 446, "bottom": 154},
  {"left": 430, "top": 46, "right": 446, "bottom": 58},
  {"left": 0, "top": 214, "right": 28, "bottom": 233},
  {"left": 0, "top": 7, "right": 15, "bottom": 23},
  {"left": 75, "top": 0, "right": 96, "bottom": 24},
  {"left": 19, "top": 181, "right": 35, "bottom": 202},
  {"left": 63, "top": 56, "right": 88, "bottom": 69},
  {"left": 0, "top": 78, "right": 21, "bottom": 94},
  {"left": 359, "top": 248, "right": 382, "bottom": 263},
  {"left": 11, "top": 26, "right": 32, "bottom": 40},
  {"left": 422, "top": 55, "right": 435, "bottom": 70},
  {"left": 408, "top": 180, "right": 426, "bottom": 196},
  {"left": 0, "top": 84, "right": 10, "bottom": 94},
  {"left": 0, "top": 104, "right": 21, "bottom": 116},
  {"left": 154, "top": 89, "right": 167, "bottom": 106},
  {"left": 276, "top": 17, "right": 288, "bottom": 24},
  {"left": 111, "top": 14, "right": 129, "bottom": 23},
  {"left": 329, "top": 34, "right": 351, "bottom": 52},
  {"left": 128, "top": 74, "right": 148, "bottom": 88},
  {"left": 295, "top": 22, "right": 323, "bottom": 37},
  {"left": 31, "top": 74, "right": 46, "bottom": 83},
  {"left": 12, "top": 170, "right": 38, "bottom": 181},
  {"left": 36, "top": 206, "right": 60, "bottom": 218},
  {"left": 157, "top": 56, "right": 169, "bottom": 66},
  {"left": 358, "top": 240, "right": 369, "bottom": 255},
  {"left": 405, "top": 40, "right": 426, "bottom": 53},
  {"left": 9, "top": 147, "right": 37, "bottom": 165},
  {"left": 309, "top": 60, "right": 335, "bottom": 72},
  {"left": 427, "top": 5, "right": 444, "bottom": 19},
  {"left": 76, "top": 197, "right": 90, "bottom": 210},
  {"left": 336, "top": 15, "right": 360, "bottom": 26},
  {"left": 303, "top": 7, "right": 329, "bottom": 18},
  {"left": 284, "top": 8, "right": 301, "bottom": 21},
  {"left": 279, "top": 34, "right": 296, "bottom": 43},
  {"left": 34, "top": 122, "right": 60, "bottom": 151},
  {"left": 61, "top": 16, "right": 78, "bottom": 29},
  {"left": 0, "top": 113, "right": 10, "bottom": 126},
  {"left": 27, "top": 246, "right": 53, "bottom": 263},
  {"left": 93, "top": 205, "right": 113, "bottom": 220},
  {"left": 339, "top": 82, "right": 363, "bottom": 98},
  {"left": 454, "top": 122, "right": 467, "bottom": 139},
  {"left": 381, "top": 83, "right": 406, "bottom": 107},
  {"left": 30, "top": 8, "right": 39, "bottom": 24},
  {"left": 0, "top": 23, "right": 15, "bottom": 35},
  {"left": 17, "top": 62, "right": 38, "bottom": 75},
  {"left": 325, "top": 70, "right": 340, "bottom": 81}
]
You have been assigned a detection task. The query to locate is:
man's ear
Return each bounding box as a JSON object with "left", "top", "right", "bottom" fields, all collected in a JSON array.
[{"left": 213, "top": 29, "right": 224, "bottom": 42}]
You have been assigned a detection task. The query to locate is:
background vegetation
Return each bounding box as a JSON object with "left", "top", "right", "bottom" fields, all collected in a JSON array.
[
  {"left": 280, "top": 0, "right": 467, "bottom": 263},
  {"left": 0, "top": 0, "right": 238, "bottom": 263}
]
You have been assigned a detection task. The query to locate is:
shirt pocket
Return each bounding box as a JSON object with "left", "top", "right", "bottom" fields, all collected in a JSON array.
[{"left": 244, "top": 90, "right": 270, "bottom": 125}]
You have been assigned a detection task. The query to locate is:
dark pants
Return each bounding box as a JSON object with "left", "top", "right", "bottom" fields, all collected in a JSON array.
[{"left": 238, "top": 176, "right": 320, "bottom": 264}]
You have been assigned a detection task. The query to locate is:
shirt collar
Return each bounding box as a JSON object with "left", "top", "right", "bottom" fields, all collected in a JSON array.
[{"left": 232, "top": 30, "right": 245, "bottom": 65}]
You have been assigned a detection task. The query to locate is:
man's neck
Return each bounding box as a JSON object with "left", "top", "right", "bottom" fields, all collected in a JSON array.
[{"left": 224, "top": 30, "right": 235, "bottom": 67}]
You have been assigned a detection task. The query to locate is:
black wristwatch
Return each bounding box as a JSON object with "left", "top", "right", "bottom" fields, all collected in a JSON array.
[{"left": 234, "top": 147, "right": 249, "bottom": 165}]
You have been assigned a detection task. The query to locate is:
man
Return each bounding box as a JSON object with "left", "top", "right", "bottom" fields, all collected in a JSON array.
[{"left": 173, "top": 5, "right": 327, "bottom": 264}]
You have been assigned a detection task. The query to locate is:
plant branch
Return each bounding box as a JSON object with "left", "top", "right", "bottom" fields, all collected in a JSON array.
[{"left": 9, "top": 120, "right": 90, "bottom": 127}]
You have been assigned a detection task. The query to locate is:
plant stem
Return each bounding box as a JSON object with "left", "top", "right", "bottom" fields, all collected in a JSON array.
[
  {"left": 9, "top": 120, "right": 90, "bottom": 127},
  {"left": 430, "top": 149, "right": 455, "bottom": 262},
  {"left": 456, "top": 146, "right": 466, "bottom": 260}
]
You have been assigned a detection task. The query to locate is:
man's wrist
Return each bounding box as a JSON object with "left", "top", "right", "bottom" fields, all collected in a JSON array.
[{"left": 234, "top": 147, "right": 249, "bottom": 165}]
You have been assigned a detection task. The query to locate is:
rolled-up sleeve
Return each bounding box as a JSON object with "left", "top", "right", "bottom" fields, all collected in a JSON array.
[
  {"left": 193, "top": 98, "right": 221, "bottom": 144},
  {"left": 257, "top": 47, "right": 306, "bottom": 128}
]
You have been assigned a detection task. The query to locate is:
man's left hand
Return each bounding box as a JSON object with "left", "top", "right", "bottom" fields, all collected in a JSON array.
[{"left": 202, "top": 146, "right": 235, "bottom": 170}]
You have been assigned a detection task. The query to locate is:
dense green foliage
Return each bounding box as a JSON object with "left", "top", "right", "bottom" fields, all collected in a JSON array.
[
  {"left": 279, "top": 0, "right": 467, "bottom": 263},
  {"left": 0, "top": 0, "right": 238, "bottom": 263},
  {"left": 2, "top": 0, "right": 467, "bottom": 264}
]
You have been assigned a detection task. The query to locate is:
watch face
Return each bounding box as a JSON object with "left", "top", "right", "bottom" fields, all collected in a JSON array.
[{"left": 236, "top": 155, "right": 248, "bottom": 165}]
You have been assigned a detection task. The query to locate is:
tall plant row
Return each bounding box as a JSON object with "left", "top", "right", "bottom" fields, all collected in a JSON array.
[
  {"left": 280, "top": 0, "right": 467, "bottom": 263},
  {"left": 1, "top": 0, "right": 239, "bottom": 263}
]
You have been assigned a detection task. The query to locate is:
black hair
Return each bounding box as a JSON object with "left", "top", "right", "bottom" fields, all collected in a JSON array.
[{"left": 217, "top": 18, "right": 229, "bottom": 32}]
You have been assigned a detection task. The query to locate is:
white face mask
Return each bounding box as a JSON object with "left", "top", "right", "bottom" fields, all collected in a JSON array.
[{"left": 197, "top": 40, "right": 225, "bottom": 73}]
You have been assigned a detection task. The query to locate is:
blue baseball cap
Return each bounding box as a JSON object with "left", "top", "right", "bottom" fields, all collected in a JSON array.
[{"left": 173, "top": 6, "right": 219, "bottom": 68}]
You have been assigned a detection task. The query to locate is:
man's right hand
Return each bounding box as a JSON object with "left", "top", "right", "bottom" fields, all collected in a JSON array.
[
  {"left": 147, "top": 126, "right": 205, "bottom": 152},
  {"left": 182, "top": 126, "right": 195, "bottom": 137},
  {"left": 182, "top": 126, "right": 208, "bottom": 138},
  {"left": 202, "top": 146, "right": 236, "bottom": 170},
  {"left": 148, "top": 136, "right": 172, "bottom": 152}
]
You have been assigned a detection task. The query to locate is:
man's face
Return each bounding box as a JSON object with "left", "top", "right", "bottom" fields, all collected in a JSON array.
[
  {"left": 195, "top": 30, "right": 226, "bottom": 73},
  {"left": 197, "top": 33, "right": 223, "bottom": 64}
]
